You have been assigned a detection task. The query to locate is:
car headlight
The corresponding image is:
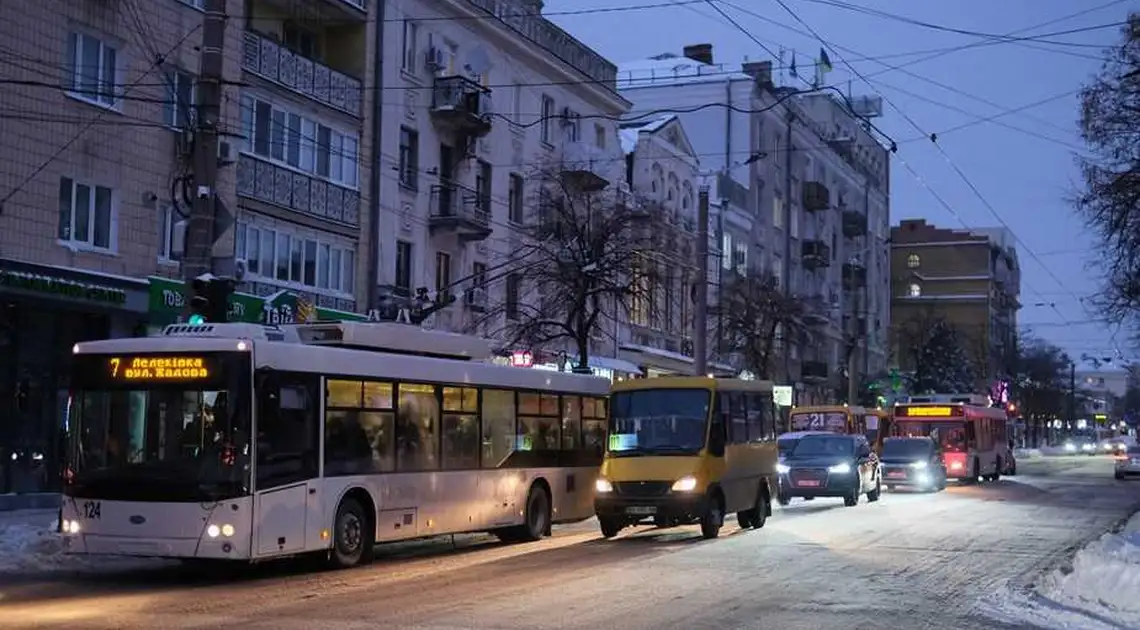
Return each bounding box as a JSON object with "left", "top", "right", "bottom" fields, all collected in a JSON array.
[
  {"left": 595, "top": 478, "right": 613, "bottom": 493},
  {"left": 910, "top": 461, "right": 928, "bottom": 469},
  {"left": 776, "top": 464, "right": 790, "bottom": 474},
  {"left": 1065, "top": 442, "right": 1076, "bottom": 450},
  {"left": 828, "top": 463, "right": 852, "bottom": 474},
  {"left": 1082, "top": 444, "right": 1094, "bottom": 450},
  {"left": 671, "top": 475, "right": 698, "bottom": 492}
]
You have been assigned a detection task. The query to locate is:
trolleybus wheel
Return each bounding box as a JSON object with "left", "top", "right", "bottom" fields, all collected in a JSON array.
[
  {"left": 519, "top": 484, "right": 551, "bottom": 542},
  {"left": 330, "top": 497, "right": 372, "bottom": 569}
]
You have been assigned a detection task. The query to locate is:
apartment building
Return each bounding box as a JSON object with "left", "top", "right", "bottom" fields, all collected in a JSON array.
[
  {"left": 377, "top": 0, "right": 632, "bottom": 368},
  {"left": 616, "top": 44, "right": 891, "bottom": 398},
  {"left": 890, "top": 219, "right": 1022, "bottom": 388},
  {"left": 615, "top": 114, "right": 704, "bottom": 376}
]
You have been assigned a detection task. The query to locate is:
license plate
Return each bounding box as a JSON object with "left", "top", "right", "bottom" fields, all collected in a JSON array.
[
  {"left": 887, "top": 471, "right": 907, "bottom": 478},
  {"left": 625, "top": 506, "right": 657, "bottom": 515},
  {"left": 796, "top": 480, "right": 821, "bottom": 487}
]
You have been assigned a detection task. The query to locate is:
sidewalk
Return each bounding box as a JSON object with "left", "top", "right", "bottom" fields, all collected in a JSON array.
[{"left": 0, "top": 492, "right": 60, "bottom": 512}]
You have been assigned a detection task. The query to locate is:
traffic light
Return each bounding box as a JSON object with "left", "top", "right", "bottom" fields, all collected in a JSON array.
[{"left": 188, "top": 276, "right": 234, "bottom": 323}]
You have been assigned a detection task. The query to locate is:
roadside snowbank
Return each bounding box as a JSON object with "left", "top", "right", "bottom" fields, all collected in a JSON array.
[
  {"left": 978, "top": 511, "right": 1140, "bottom": 629},
  {"left": 1015, "top": 448, "right": 1043, "bottom": 459},
  {"left": 0, "top": 509, "right": 168, "bottom": 575}
]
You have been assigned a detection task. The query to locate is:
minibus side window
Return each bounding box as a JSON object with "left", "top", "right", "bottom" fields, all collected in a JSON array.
[{"left": 708, "top": 395, "right": 726, "bottom": 456}]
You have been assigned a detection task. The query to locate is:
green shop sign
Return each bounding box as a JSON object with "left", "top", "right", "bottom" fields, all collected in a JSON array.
[
  {"left": 0, "top": 269, "right": 127, "bottom": 304},
  {"left": 147, "top": 276, "right": 364, "bottom": 327}
]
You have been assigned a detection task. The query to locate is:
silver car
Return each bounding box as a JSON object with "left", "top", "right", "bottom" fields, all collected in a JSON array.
[{"left": 1115, "top": 445, "right": 1140, "bottom": 480}]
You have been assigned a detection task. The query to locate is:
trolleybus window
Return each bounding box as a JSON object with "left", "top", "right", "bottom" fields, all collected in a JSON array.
[
  {"left": 260, "top": 374, "right": 320, "bottom": 487},
  {"left": 66, "top": 352, "right": 251, "bottom": 502},
  {"left": 396, "top": 383, "right": 440, "bottom": 471},
  {"left": 481, "top": 389, "right": 515, "bottom": 468},
  {"left": 441, "top": 387, "right": 479, "bottom": 470},
  {"left": 324, "top": 379, "right": 395, "bottom": 476}
]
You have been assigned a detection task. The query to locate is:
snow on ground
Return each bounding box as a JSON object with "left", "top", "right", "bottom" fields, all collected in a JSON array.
[
  {"left": 0, "top": 509, "right": 170, "bottom": 575},
  {"left": 977, "top": 510, "right": 1140, "bottom": 629}
]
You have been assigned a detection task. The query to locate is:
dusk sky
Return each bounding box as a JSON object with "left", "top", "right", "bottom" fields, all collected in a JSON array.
[{"left": 546, "top": 0, "right": 1130, "bottom": 366}]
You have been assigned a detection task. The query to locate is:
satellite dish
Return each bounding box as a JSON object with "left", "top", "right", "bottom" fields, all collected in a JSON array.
[{"left": 465, "top": 47, "right": 492, "bottom": 77}]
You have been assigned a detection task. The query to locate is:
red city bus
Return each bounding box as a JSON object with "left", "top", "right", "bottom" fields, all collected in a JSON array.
[{"left": 891, "top": 402, "right": 1009, "bottom": 483}]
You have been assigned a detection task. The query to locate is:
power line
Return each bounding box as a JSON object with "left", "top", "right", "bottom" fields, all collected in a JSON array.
[{"left": 0, "top": 23, "right": 203, "bottom": 211}]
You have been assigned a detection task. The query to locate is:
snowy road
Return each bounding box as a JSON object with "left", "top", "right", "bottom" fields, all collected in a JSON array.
[{"left": 1, "top": 456, "right": 1137, "bottom": 630}]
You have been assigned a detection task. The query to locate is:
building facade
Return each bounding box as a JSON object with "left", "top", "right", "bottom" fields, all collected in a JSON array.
[
  {"left": 889, "top": 219, "right": 1022, "bottom": 389},
  {"left": 616, "top": 45, "right": 891, "bottom": 398},
  {"left": 375, "top": 0, "right": 633, "bottom": 372}
]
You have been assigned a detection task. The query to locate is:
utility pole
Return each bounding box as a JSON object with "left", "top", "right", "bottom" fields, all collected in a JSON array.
[
  {"left": 183, "top": 0, "right": 227, "bottom": 281},
  {"left": 781, "top": 111, "right": 794, "bottom": 393},
  {"left": 1067, "top": 359, "right": 1076, "bottom": 438},
  {"left": 693, "top": 185, "right": 710, "bottom": 376}
]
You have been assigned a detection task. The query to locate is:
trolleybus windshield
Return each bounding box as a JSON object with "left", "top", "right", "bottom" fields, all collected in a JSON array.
[{"left": 64, "top": 352, "right": 252, "bottom": 502}]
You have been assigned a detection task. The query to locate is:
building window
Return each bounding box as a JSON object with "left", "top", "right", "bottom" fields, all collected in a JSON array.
[
  {"left": 508, "top": 173, "right": 524, "bottom": 223},
  {"left": 540, "top": 95, "right": 555, "bottom": 144},
  {"left": 475, "top": 160, "right": 492, "bottom": 214},
  {"left": 472, "top": 262, "right": 487, "bottom": 288},
  {"left": 158, "top": 206, "right": 178, "bottom": 261},
  {"left": 595, "top": 123, "right": 606, "bottom": 148},
  {"left": 398, "top": 127, "right": 418, "bottom": 189},
  {"left": 395, "top": 240, "right": 413, "bottom": 296},
  {"left": 401, "top": 20, "right": 418, "bottom": 72},
  {"left": 435, "top": 252, "right": 452, "bottom": 302},
  {"left": 721, "top": 234, "right": 733, "bottom": 271},
  {"left": 240, "top": 95, "right": 359, "bottom": 189},
  {"left": 773, "top": 193, "right": 784, "bottom": 229},
  {"left": 282, "top": 22, "right": 319, "bottom": 59},
  {"left": 907, "top": 283, "right": 922, "bottom": 297},
  {"left": 505, "top": 274, "right": 520, "bottom": 320},
  {"left": 234, "top": 222, "right": 355, "bottom": 295},
  {"left": 733, "top": 242, "right": 747, "bottom": 275},
  {"left": 564, "top": 109, "right": 580, "bottom": 142},
  {"left": 907, "top": 253, "right": 920, "bottom": 268},
  {"left": 58, "top": 177, "right": 114, "bottom": 250},
  {"left": 66, "top": 32, "right": 118, "bottom": 108},
  {"left": 511, "top": 83, "right": 523, "bottom": 123},
  {"left": 164, "top": 70, "right": 195, "bottom": 129}
]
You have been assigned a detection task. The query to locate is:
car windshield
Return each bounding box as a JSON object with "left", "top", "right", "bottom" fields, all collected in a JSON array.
[
  {"left": 882, "top": 439, "right": 933, "bottom": 459},
  {"left": 777, "top": 438, "right": 799, "bottom": 456},
  {"left": 608, "top": 388, "right": 710, "bottom": 456},
  {"left": 791, "top": 436, "right": 854, "bottom": 457},
  {"left": 65, "top": 352, "right": 252, "bottom": 502}
]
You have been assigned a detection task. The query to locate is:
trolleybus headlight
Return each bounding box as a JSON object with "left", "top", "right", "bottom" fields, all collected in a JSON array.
[
  {"left": 671, "top": 475, "right": 698, "bottom": 492},
  {"left": 776, "top": 464, "right": 790, "bottom": 474},
  {"left": 828, "top": 463, "right": 852, "bottom": 474},
  {"left": 910, "top": 461, "right": 928, "bottom": 469},
  {"left": 207, "top": 524, "right": 221, "bottom": 538},
  {"left": 595, "top": 478, "right": 613, "bottom": 493},
  {"left": 221, "top": 524, "right": 235, "bottom": 537},
  {"left": 62, "top": 519, "right": 80, "bottom": 534}
]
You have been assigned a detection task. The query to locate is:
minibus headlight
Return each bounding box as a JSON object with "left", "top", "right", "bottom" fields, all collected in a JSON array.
[
  {"left": 671, "top": 475, "right": 698, "bottom": 492},
  {"left": 776, "top": 464, "right": 790, "bottom": 474},
  {"left": 595, "top": 478, "right": 614, "bottom": 493}
]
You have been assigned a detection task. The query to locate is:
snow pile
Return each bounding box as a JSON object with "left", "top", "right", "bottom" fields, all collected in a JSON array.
[
  {"left": 0, "top": 511, "right": 168, "bottom": 575},
  {"left": 1015, "top": 448, "right": 1043, "bottom": 459},
  {"left": 978, "top": 511, "right": 1140, "bottom": 629}
]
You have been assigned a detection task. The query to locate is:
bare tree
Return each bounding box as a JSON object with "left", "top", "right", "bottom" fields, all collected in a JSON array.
[
  {"left": 1076, "top": 15, "right": 1140, "bottom": 326},
  {"left": 714, "top": 272, "right": 805, "bottom": 380},
  {"left": 473, "top": 166, "right": 669, "bottom": 372},
  {"left": 892, "top": 309, "right": 975, "bottom": 393}
]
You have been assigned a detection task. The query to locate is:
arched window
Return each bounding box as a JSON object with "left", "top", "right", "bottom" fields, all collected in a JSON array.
[
  {"left": 907, "top": 253, "right": 920, "bottom": 268},
  {"left": 907, "top": 283, "right": 922, "bottom": 297}
]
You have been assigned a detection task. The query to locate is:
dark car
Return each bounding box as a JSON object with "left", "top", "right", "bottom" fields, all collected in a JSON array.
[
  {"left": 880, "top": 437, "right": 947, "bottom": 492},
  {"left": 776, "top": 434, "right": 881, "bottom": 507}
]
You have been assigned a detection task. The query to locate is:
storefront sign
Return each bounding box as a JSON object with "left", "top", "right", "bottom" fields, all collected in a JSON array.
[
  {"left": 147, "top": 277, "right": 365, "bottom": 327},
  {"left": 0, "top": 269, "right": 127, "bottom": 304}
]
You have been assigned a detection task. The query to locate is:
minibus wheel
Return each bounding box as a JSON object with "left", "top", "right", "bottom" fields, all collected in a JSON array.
[
  {"left": 599, "top": 517, "right": 622, "bottom": 538},
  {"left": 699, "top": 493, "right": 724, "bottom": 539}
]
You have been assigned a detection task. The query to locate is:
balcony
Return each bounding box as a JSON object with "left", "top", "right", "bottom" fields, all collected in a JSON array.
[
  {"left": 561, "top": 140, "right": 610, "bottom": 192},
  {"left": 841, "top": 208, "right": 868, "bottom": 237},
  {"left": 236, "top": 154, "right": 360, "bottom": 226},
  {"left": 801, "top": 240, "right": 831, "bottom": 270},
  {"left": 802, "top": 181, "right": 830, "bottom": 211},
  {"left": 429, "top": 183, "right": 492, "bottom": 242},
  {"left": 843, "top": 262, "right": 867, "bottom": 289},
  {"left": 430, "top": 76, "right": 493, "bottom": 138},
  {"left": 801, "top": 294, "right": 830, "bottom": 326},
  {"left": 241, "top": 31, "right": 362, "bottom": 117},
  {"left": 801, "top": 360, "right": 830, "bottom": 382}
]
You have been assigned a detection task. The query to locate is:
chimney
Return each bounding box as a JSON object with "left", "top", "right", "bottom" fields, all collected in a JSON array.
[
  {"left": 682, "top": 44, "right": 713, "bottom": 65},
  {"left": 741, "top": 60, "right": 773, "bottom": 88}
]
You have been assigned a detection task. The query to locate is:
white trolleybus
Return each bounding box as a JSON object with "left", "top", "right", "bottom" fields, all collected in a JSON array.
[{"left": 60, "top": 321, "right": 611, "bottom": 568}]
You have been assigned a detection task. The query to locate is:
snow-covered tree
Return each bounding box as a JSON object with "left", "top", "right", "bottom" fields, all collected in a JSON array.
[{"left": 907, "top": 318, "right": 976, "bottom": 394}]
